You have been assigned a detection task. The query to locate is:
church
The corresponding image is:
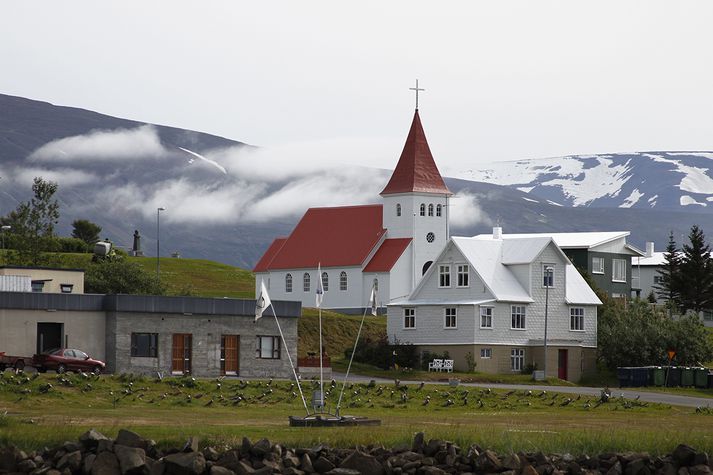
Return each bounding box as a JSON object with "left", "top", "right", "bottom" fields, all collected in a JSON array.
[{"left": 253, "top": 108, "right": 452, "bottom": 313}]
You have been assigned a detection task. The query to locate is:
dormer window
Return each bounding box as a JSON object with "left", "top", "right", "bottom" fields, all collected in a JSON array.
[
  {"left": 396, "top": 204, "right": 401, "bottom": 217},
  {"left": 436, "top": 204, "right": 442, "bottom": 217},
  {"left": 419, "top": 204, "right": 426, "bottom": 216},
  {"left": 428, "top": 204, "right": 434, "bottom": 216}
]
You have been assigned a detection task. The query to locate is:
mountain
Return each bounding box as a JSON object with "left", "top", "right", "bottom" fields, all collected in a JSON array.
[
  {"left": 458, "top": 152, "right": 713, "bottom": 212},
  {"left": 1, "top": 93, "right": 710, "bottom": 269}
]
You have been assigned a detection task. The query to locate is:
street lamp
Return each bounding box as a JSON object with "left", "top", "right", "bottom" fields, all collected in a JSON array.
[
  {"left": 156, "top": 207, "right": 166, "bottom": 280},
  {"left": 543, "top": 265, "right": 554, "bottom": 380},
  {"left": 1, "top": 225, "right": 10, "bottom": 255}
]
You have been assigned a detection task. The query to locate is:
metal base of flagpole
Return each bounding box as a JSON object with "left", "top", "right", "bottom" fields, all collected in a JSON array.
[{"left": 288, "top": 413, "right": 381, "bottom": 427}]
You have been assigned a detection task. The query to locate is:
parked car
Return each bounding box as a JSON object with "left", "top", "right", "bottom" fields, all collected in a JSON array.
[{"left": 33, "top": 348, "right": 105, "bottom": 375}]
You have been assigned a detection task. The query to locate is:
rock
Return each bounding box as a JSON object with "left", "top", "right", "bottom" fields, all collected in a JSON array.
[
  {"left": 419, "top": 467, "right": 447, "bottom": 475},
  {"left": 233, "top": 461, "right": 272, "bottom": 475},
  {"left": 502, "top": 453, "right": 522, "bottom": 471},
  {"left": 284, "top": 468, "right": 305, "bottom": 475},
  {"left": 115, "top": 430, "right": 145, "bottom": 449},
  {"left": 62, "top": 442, "right": 82, "bottom": 453},
  {"left": 424, "top": 440, "right": 444, "bottom": 458},
  {"left": 57, "top": 451, "right": 82, "bottom": 472},
  {"left": 215, "top": 451, "right": 241, "bottom": 473},
  {"left": 476, "top": 450, "right": 503, "bottom": 472},
  {"left": 150, "top": 461, "right": 165, "bottom": 475},
  {"left": 18, "top": 459, "right": 38, "bottom": 472},
  {"left": 251, "top": 439, "right": 272, "bottom": 458},
  {"left": 313, "top": 456, "right": 335, "bottom": 473},
  {"left": 283, "top": 454, "right": 300, "bottom": 469},
  {"left": 92, "top": 452, "right": 121, "bottom": 475},
  {"left": 210, "top": 466, "right": 235, "bottom": 475},
  {"left": 114, "top": 445, "right": 146, "bottom": 475},
  {"left": 182, "top": 438, "right": 199, "bottom": 453},
  {"left": 339, "top": 451, "right": 384, "bottom": 475},
  {"left": 693, "top": 454, "right": 709, "bottom": 467},
  {"left": 84, "top": 454, "right": 97, "bottom": 475},
  {"left": 412, "top": 433, "right": 425, "bottom": 454},
  {"left": 606, "top": 461, "right": 623, "bottom": 475},
  {"left": 80, "top": 430, "right": 109, "bottom": 450},
  {"left": 98, "top": 440, "right": 115, "bottom": 454},
  {"left": 324, "top": 470, "right": 360, "bottom": 475},
  {"left": 624, "top": 458, "right": 647, "bottom": 475},
  {"left": 203, "top": 448, "right": 219, "bottom": 463},
  {"left": 674, "top": 446, "right": 698, "bottom": 467},
  {"left": 163, "top": 452, "right": 206, "bottom": 475},
  {"left": 690, "top": 466, "right": 712, "bottom": 475},
  {"left": 300, "top": 454, "right": 314, "bottom": 473},
  {"left": 241, "top": 438, "right": 252, "bottom": 456},
  {"left": 0, "top": 446, "right": 20, "bottom": 472},
  {"left": 522, "top": 465, "right": 539, "bottom": 475}
]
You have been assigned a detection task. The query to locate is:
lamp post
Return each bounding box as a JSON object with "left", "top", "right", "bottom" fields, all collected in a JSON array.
[
  {"left": 543, "top": 266, "right": 553, "bottom": 380},
  {"left": 1, "top": 225, "right": 10, "bottom": 255},
  {"left": 156, "top": 207, "right": 166, "bottom": 280}
]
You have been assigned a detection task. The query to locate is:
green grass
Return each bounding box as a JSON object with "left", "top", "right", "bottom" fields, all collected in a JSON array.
[
  {"left": 298, "top": 309, "right": 387, "bottom": 359},
  {"left": 1, "top": 372, "right": 711, "bottom": 454}
]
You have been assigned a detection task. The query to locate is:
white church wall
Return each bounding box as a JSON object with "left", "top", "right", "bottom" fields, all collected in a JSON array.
[{"left": 387, "top": 244, "right": 414, "bottom": 304}]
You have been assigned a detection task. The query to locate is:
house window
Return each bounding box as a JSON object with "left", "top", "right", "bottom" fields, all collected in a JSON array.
[
  {"left": 542, "top": 265, "right": 554, "bottom": 287},
  {"left": 131, "top": 333, "right": 158, "bottom": 357},
  {"left": 339, "top": 271, "right": 348, "bottom": 290},
  {"left": 653, "top": 275, "right": 664, "bottom": 284},
  {"left": 256, "top": 336, "right": 281, "bottom": 359},
  {"left": 404, "top": 308, "right": 415, "bottom": 328},
  {"left": 444, "top": 307, "right": 457, "bottom": 328},
  {"left": 31, "top": 281, "right": 45, "bottom": 293},
  {"left": 457, "top": 264, "right": 469, "bottom": 287},
  {"left": 436, "top": 204, "right": 442, "bottom": 217},
  {"left": 439, "top": 265, "right": 451, "bottom": 287},
  {"left": 60, "top": 283, "right": 74, "bottom": 294},
  {"left": 570, "top": 307, "right": 585, "bottom": 331},
  {"left": 511, "top": 348, "right": 525, "bottom": 371},
  {"left": 511, "top": 305, "right": 526, "bottom": 329},
  {"left": 285, "top": 274, "right": 292, "bottom": 293},
  {"left": 592, "top": 257, "right": 604, "bottom": 274},
  {"left": 303, "top": 273, "right": 310, "bottom": 292},
  {"left": 480, "top": 348, "right": 492, "bottom": 359},
  {"left": 420, "top": 203, "right": 426, "bottom": 216},
  {"left": 428, "top": 204, "right": 434, "bottom": 216},
  {"left": 322, "top": 272, "right": 329, "bottom": 291},
  {"left": 396, "top": 204, "right": 401, "bottom": 216},
  {"left": 480, "top": 307, "right": 493, "bottom": 328},
  {"left": 612, "top": 259, "right": 626, "bottom": 282}
]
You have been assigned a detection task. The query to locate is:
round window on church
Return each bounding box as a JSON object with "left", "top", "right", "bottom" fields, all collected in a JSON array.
[{"left": 426, "top": 232, "right": 435, "bottom": 243}]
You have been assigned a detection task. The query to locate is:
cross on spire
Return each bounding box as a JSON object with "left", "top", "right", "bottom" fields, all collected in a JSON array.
[{"left": 409, "top": 79, "right": 424, "bottom": 110}]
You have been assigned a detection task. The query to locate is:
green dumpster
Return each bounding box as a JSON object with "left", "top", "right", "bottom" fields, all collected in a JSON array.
[
  {"left": 652, "top": 367, "right": 665, "bottom": 386},
  {"left": 681, "top": 367, "right": 695, "bottom": 387},
  {"left": 667, "top": 367, "right": 682, "bottom": 387},
  {"left": 694, "top": 367, "right": 708, "bottom": 388}
]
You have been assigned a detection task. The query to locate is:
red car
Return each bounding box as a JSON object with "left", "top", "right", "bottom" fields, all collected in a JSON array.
[{"left": 33, "top": 348, "right": 106, "bottom": 375}]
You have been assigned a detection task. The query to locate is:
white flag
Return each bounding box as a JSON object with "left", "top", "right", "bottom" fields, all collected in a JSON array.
[
  {"left": 369, "top": 283, "right": 378, "bottom": 316},
  {"left": 255, "top": 279, "right": 272, "bottom": 321},
  {"left": 315, "top": 263, "right": 324, "bottom": 308}
]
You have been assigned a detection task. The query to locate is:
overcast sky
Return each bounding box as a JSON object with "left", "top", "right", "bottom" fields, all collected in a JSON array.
[{"left": 2, "top": 1, "right": 713, "bottom": 175}]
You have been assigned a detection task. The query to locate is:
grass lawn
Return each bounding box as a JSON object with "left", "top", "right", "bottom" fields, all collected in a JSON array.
[{"left": 1, "top": 372, "right": 712, "bottom": 454}]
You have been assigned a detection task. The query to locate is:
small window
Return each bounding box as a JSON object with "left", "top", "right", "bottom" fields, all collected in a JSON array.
[
  {"left": 419, "top": 203, "right": 426, "bottom": 216},
  {"left": 428, "top": 204, "right": 434, "bottom": 216},
  {"left": 436, "top": 204, "right": 442, "bottom": 217},
  {"left": 131, "top": 333, "right": 158, "bottom": 357},
  {"left": 303, "top": 273, "right": 310, "bottom": 292},
  {"left": 422, "top": 261, "right": 433, "bottom": 275},
  {"left": 404, "top": 308, "right": 415, "bottom": 329},
  {"left": 256, "top": 335, "right": 281, "bottom": 359},
  {"left": 426, "top": 232, "right": 435, "bottom": 243},
  {"left": 613, "top": 259, "right": 626, "bottom": 282},
  {"left": 339, "top": 271, "right": 348, "bottom": 291},
  {"left": 31, "top": 281, "right": 45, "bottom": 293},
  {"left": 511, "top": 305, "right": 526, "bottom": 329},
  {"left": 511, "top": 348, "right": 525, "bottom": 371},
  {"left": 322, "top": 272, "right": 329, "bottom": 291},
  {"left": 457, "top": 264, "right": 469, "bottom": 287},
  {"left": 592, "top": 257, "right": 604, "bottom": 274},
  {"left": 542, "top": 265, "right": 554, "bottom": 287},
  {"left": 285, "top": 273, "right": 292, "bottom": 293},
  {"left": 60, "top": 283, "right": 74, "bottom": 294},
  {"left": 570, "top": 307, "right": 585, "bottom": 331},
  {"left": 439, "top": 265, "right": 451, "bottom": 287},
  {"left": 480, "top": 307, "right": 493, "bottom": 328},
  {"left": 396, "top": 204, "right": 401, "bottom": 216},
  {"left": 445, "top": 307, "right": 457, "bottom": 328},
  {"left": 653, "top": 275, "right": 664, "bottom": 284},
  {"left": 480, "top": 348, "right": 492, "bottom": 359}
]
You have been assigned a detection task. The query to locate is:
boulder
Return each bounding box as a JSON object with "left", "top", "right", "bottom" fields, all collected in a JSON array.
[
  {"left": 114, "top": 445, "right": 146, "bottom": 475},
  {"left": 80, "top": 430, "right": 109, "bottom": 450},
  {"left": 312, "top": 456, "right": 335, "bottom": 473},
  {"left": 115, "top": 431, "right": 145, "bottom": 449},
  {"left": 674, "top": 446, "right": 697, "bottom": 467},
  {"left": 250, "top": 440, "right": 272, "bottom": 458},
  {"left": 163, "top": 452, "right": 206, "bottom": 475},
  {"left": 84, "top": 454, "right": 97, "bottom": 475},
  {"left": 182, "top": 438, "right": 199, "bottom": 454},
  {"left": 92, "top": 452, "right": 121, "bottom": 475},
  {"left": 412, "top": 433, "right": 426, "bottom": 454},
  {"left": 57, "top": 451, "right": 82, "bottom": 472},
  {"left": 300, "top": 454, "right": 314, "bottom": 473},
  {"left": 233, "top": 461, "right": 272, "bottom": 475},
  {"left": 339, "top": 451, "right": 384, "bottom": 475},
  {"left": 210, "top": 466, "right": 235, "bottom": 475}
]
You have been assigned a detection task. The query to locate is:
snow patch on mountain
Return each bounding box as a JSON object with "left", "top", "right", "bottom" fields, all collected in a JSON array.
[
  {"left": 680, "top": 195, "right": 707, "bottom": 207},
  {"left": 621, "top": 189, "right": 644, "bottom": 208}
]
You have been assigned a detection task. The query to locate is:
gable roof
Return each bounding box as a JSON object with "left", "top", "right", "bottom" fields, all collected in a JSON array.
[
  {"left": 253, "top": 238, "right": 287, "bottom": 272},
  {"left": 380, "top": 110, "right": 452, "bottom": 196},
  {"left": 363, "top": 238, "right": 412, "bottom": 272},
  {"left": 253, "top": 205, "right": 386, "bottom": 271},
  {"left": 500, "top": 237, "right": 567, "bottom": 264},
  {"left": 474, "top": 231, "right": 628, "bottom": 249},
  {"left": 565, "top": 265, "right": 602, "bottom": 305},
  {"left": 632, "top": 251, "right": 668, "bottom": 266}
]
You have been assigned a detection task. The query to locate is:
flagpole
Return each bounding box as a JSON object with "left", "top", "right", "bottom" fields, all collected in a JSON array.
[
  {"left": 336, "top": 304, "right": 369, "bottom": 416},
  {"left": 269, "top": 304, "right": 309, "bottom": 415},
  {"left": 318, "top": 265, "right": 324, "bottom": 411}
]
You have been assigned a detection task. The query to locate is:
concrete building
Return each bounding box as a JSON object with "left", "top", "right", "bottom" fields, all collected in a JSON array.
[{"left": 0, "top": 266, "right": 84, "bottom": 294}]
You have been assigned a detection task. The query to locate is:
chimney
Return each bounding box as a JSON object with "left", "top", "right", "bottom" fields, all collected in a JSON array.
[
  {"left": 493, "top": 226, "right": 503, "bottom": 240},
  {"left": 645, "top": 242, "right": 654, "bottom": 258}
]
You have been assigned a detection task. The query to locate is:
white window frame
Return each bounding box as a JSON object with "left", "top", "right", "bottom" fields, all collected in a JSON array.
[
  {"left": 511, "top": 348, "right": 525, "bottom": 371},
  {"left": 303, "top": 272, "right": 310, "bottom": 292},
  {"left": 592, "top": 256, "right": 604, "bottom": 274},
  {"left": 403, "top": 308, "right": 415, "bottom": 329},
  {"left": 428, "top": 204, "right": 434, "bottom": 216},
  {"left": 256, "top": 335, "right": 281, "bottom": 359},
  {"left": 457, "top": 264, "right": 469, "bottom": 287},
  {"left": 285, "top": 273, "right": 292, "bottom": 293},
  {"left": 542, "top": 264, "right": 555, "bottom": 288},
  {"left": 419, "top": 203, "right": 426, "bottom": 216},
  {"left": 444, "top": 307, "right": 457, "bottom": 329},
  {"left": 438, "top": 265, "right": 451, "bottom": 288},
  {"left": 436, "top": 204, "right": 442, "bottom": 217},
  {"left": 612, "top": 258, "right": 627, "bottom": 282},
  {"left": 480, "top": 348, "right": 492, "bottom": 359},
  {"left": 511, "top": 305, "right": 526, "bottom": 330},
  {"left": 570, "top": 307, "right": 585, "bottom": 331},
  {"left": 322, "top": 272, "right": 329, "bottom": 291},
  {"left": 339, "top": 271, "right": 348, "bottom": 291},
  {"left": 480, "top": 306, "right": 493, "bottom": 329}
]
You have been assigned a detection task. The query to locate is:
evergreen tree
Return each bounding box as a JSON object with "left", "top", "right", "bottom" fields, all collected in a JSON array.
[
  {"left": 679, "top": 225, "right": 713, "bottom": 313},
  {"left": 654, "top": 231, "right": 682, "bottom": 309},
  {"left": 71, "top": 219, "right": 102, "bottom": 246}
]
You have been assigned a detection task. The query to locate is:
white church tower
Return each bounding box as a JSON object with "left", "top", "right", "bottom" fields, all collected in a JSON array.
[{"left": 380, "top": 108, "right": 453, "bottom": 288}]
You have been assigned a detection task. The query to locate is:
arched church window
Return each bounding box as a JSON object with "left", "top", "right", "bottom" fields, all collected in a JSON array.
[
  {"left": 285, "top": 273, "right": 293, "bottom": 293},
  {"left": 436, "top": 204, "right": 442, "bottom": 217},
  {"left": 420, "top": 204, "right": 426, "bottom": 216},
  {"left": 340, "top": 271, "right": 348, "bottom": 291},
  {"left": 396, "top": 204, "right": 401, "bottom": 217},
  {"left": 428, "top": 204, "right": 434, "bottom": 216},
  {"left": 321, "top": 272, "right": 329, "bottom": 292},
  {"left": 373, "top": 278, "right": 379, "bottom": 291},
  {"left": 422, "top": 261, "right": 433, "bottom": 275},
  {"left": 303, "top": 273, "right": 310, "bottom": 292}
]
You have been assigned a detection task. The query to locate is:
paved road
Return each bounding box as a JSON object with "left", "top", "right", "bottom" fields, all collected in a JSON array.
[{"left": 330, "top": 372, "right": 712, "bottom": 408}]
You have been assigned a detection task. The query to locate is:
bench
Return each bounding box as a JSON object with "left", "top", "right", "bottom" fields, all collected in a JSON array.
[{"left": 428, "top": 359, "right": 443, "bottom": 372}]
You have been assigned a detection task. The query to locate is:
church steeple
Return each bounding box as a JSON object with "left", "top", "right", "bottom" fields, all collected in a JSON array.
[{"left": 380, "top": 109, "right": 452, "bottom": 196}]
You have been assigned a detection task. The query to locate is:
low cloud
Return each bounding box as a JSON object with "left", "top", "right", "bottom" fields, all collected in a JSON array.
[
  {"left": 449, "top": 192, "right": 491, "bottom": 229},
  {"left": 13, "top": 167, "right": 98, "bottom": 187}
]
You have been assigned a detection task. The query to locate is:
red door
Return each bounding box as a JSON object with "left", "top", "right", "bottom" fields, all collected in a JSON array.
[
  {"left": 172, "top": 334, "right": 192, "bottom": 374},
  {"left": 221, "top": 335, "right": 239, "bottom": 375},
  {"left": 558, "top": 349, "right": 568, "bottom": 380}
]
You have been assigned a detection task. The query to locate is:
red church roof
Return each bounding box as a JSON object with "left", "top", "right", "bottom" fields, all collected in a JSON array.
[
  {"left": 253, "top": 205, "right": 386, "bottom": 271},
  {"left": 380, "top": 110, "right": 452, "bottom": 196},
  {"left": 363, "top": 238, "right": 412, "bottom": 272}
]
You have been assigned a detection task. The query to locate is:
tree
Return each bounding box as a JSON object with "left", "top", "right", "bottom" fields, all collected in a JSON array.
[
  {"left": 84, "top": 257, "right": 165, "bottom": 295},
  {"left": 654, "top": 231, "right": 682, "bottom": 310},
  {"left": 71, "top": 219, "right": 102, "bottom": 246},
  {"left": 678, "top": 225, "right": 713, "bottom": 313}
]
